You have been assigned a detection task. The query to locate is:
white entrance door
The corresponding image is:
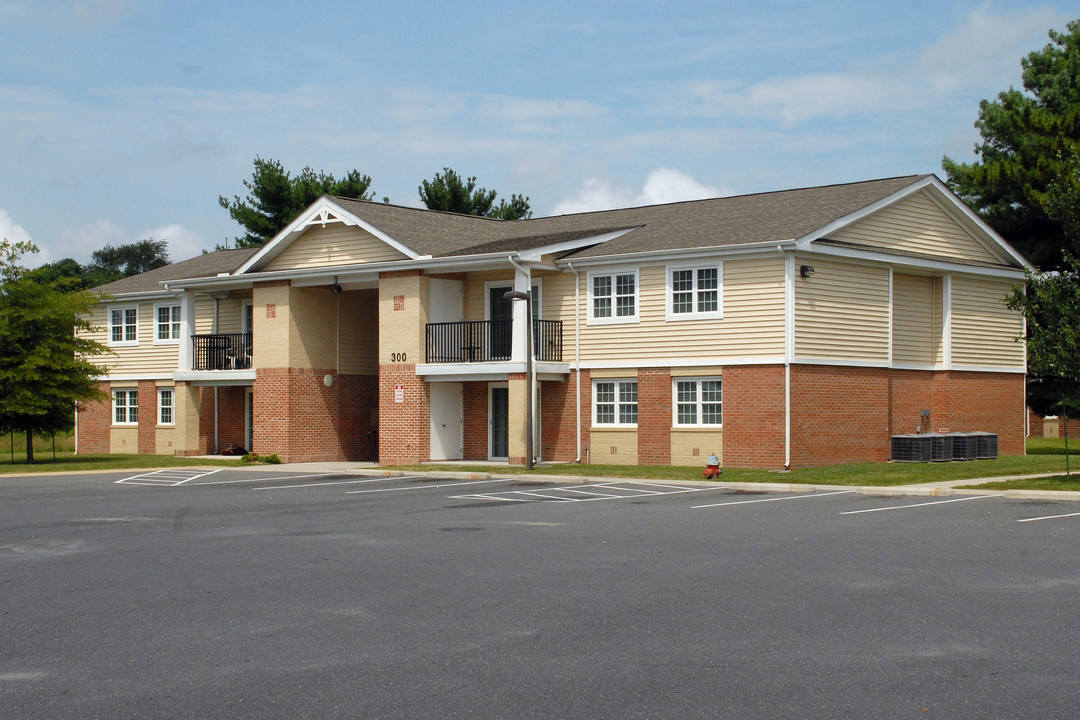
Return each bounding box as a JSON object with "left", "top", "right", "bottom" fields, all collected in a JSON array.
[{"left": 430, "top": 382, "right": 463, "bottom": 460}]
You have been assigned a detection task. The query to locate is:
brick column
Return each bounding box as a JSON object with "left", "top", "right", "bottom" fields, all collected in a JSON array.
[{"left": 637, "top": 367, "right": 671, "bottom": 465}]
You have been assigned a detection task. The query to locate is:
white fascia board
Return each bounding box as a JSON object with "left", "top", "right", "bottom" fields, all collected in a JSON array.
[
  {"left": 96, "top": 372, "right": 175, "bottom": 382},
  {"left": 173, "top": 370, "right": 256, "bottom": 385},
  {"left": 806, "top": 243, "right": 1028, "bottom": 280},
  {"left": 555, "top": 239, "right": 797, "bottom": 268},
  {"left": 234, "top": 197, "right": 420, "bottom": 275},
  {"left": 165, "top": 251, "right": 533, "bottom": 292},
  {"left": 94, "top": 290, "right": 174, "bottom": 302},
  {"left": 579, "top": 356, "right": 786, "bottom": 369},
  {"left": 795, "top": 176, "right": 1034, "bottom": 271},
  {"left": 516, "top": 228, "right": 640, "bottom": 262}
]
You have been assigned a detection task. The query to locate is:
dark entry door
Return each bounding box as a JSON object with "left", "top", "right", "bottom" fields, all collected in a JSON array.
[
  {"left": 489, "top": 286, "right": 513, "bottom": 360},
  {"left": 490, "top": 386, "right": 509, "bottom": 459}
]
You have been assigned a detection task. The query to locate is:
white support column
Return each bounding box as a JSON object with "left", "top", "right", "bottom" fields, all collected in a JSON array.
[
  {"left": 178, "top": 290, "right": 197, "bottom": 371},
  {"left": 510, "top": 265, "right": 532, "bottom": 363}
]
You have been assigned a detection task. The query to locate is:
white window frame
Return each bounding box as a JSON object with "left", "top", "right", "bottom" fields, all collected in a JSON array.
[
  {"left": 153, "top": 303, "right": 181, "bottom": 345},
  {"left": 592, "top": 379, "right": 639, "bottom": 427},
  {"left": 158, "top": 388, "right": 174, "bottom": 426},
  {"left": 666, "top": 263, "right": 723, "bottom": 321},
  {"left": 113, "top": 388, "right": 139, "bottom": 425},
  {"left": 108, "top": 305, "right": 139, "bottom": 347},
  {"left": 672, "top": 377, "right": 723, "bottom": 428},
  {"left": 587, "top": 269, "right": 639, "bottom": 325}
]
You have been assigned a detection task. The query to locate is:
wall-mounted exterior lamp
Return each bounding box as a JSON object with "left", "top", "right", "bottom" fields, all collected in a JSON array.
[{"left": 800, "top": 265, "right": 816, "bottom": 278}]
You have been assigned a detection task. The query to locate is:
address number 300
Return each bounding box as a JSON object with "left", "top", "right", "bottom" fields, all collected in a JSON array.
[{"left": 390, "top": 352, "right": 407, "bottom": 362}]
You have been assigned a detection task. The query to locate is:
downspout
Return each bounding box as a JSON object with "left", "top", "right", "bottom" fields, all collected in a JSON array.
[
  {"left": 568, "top": 262, "right": 581, "bottom": 463},
  {"left": 214, "top": 298, "right": 219, "bottom": 454},
  {"left": 74, "top": 402, "right": 79, "bottom": 455},
  {"left": 782, "top": 246, "right": 793, "bottom": 470}
]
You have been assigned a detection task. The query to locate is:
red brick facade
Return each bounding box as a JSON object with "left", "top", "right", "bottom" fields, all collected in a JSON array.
[
  {"left": 377, "top": 364, "right": 429, "bottom": 465},
  {"left": 76, "top": 381, "right": 112, "bottom": 454},
  {"left": 463, "top": 381, "right": 489, "bottom": 461},
  {"left": 637, "top": 368, "right": 672, "bottom": 465},
  {"left": 253, "top": 368, "right": 378, "bottom": 463}
]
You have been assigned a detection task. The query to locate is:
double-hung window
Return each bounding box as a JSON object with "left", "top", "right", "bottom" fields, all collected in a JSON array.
[
  {"left": 158, "top": 388, "right": 174, "bottom": 425},
  {"left": 593, "top": 379, "right": 638, "bottom": 426},
  {"left": 109, "top": 306, "right": 139, "bottom": 346},
  {"left": 673, "top": 378, "right": 723, "bottom": 427},
  {"left": 589, "top": 270, "right": 638, "bottom": 324},
  {"left": 155, "top": 304, "right": 181, "bottom": 343},
  {"left": 667, "top": 264, "right": 723, "bottom": 320},
  {"left": 113, "top": 389, "right": 138, "bottom": 425}
]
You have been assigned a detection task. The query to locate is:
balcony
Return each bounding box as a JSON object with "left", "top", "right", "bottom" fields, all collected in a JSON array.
[
  {"left": 192, "top": 333, "right": 252, "bottom": 371},
  {"left": 425, "top": 320, "right": 562, "bottom": 363}
]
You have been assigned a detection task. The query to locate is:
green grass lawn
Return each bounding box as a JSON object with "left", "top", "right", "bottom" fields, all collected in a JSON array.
[{"left": 392, "top": 437, "right": 1080, "bottom": 488}]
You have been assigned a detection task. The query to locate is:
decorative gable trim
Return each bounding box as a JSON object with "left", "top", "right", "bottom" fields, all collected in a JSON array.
[
  {"left": 235, "top": 197, "right": 421, "bottom": 275},
  {"left": 794, "top": 176, "right": 1033, "bottom": 271}
]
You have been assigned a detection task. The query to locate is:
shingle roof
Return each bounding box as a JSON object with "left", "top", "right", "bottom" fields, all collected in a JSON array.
[
  {"left": 92, "top": 248, "right": 259, "bottom": 295},
  {"left": 328, "top": 175, "right": 932, "bottom": 260}
]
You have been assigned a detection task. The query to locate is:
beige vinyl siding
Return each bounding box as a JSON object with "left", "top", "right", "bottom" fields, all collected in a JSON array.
[
  {"left": 892, "top": 273, "right": 942, "bottom": 366},
  {"left": 264, "top": 224, "right": 408, "bottom": 272},
  {"left": 832, "top": 191, "right": 1000, "bottom": 264},
  {"left": 577, "top": 257, "right": 786, "bottom": 364},
  {"left": 950, "top": 276, "right": 1025, "bottom": 369},
  {"left": 463, "top": 270, "right": 515, "bottom": 322},
  {"left": 794, "top": 259, "right": 889, "bottom": 362},
  {"left": 87, "top": 300, "right": 192, "bottom": 375},
  {"left": 216, "top": 297, "right": 245, "bottom": 334}
]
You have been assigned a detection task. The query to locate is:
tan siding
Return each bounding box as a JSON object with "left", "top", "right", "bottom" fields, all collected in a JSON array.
[
  {"left": 580, "top": 257, "right": 786, "bottom": 364},
  {"left": 589, "top": 429, "right": 638, "bottom": 465},
  {"left": 216, "top": 298, "right": 244, "bottom": 334},
  {"left": 264, "top": 224, "right": 408, "bottom": 272},
  {"left": 892, "top": 273, "right": 939, "bottom": 366},
  {"left": 463, "top": 270, "right": 515, "bottom": 322},
  {"left": 289, "top": 287, "right": 338, "bottom": 369},
  {"left": 832, "top": 191, "right": 999, "bottom": 263},
  {"left": 951, "top": 276, "right": 1025, "bottom": 369},
  {"left": 671, "top": 428, "right": 723, "bottom": 467},
  {"left": 91, "top": 301, "right": 183, "bottom": 376},
  {"left": 794, "top": 258, "right": 890, "bottom": 362}
]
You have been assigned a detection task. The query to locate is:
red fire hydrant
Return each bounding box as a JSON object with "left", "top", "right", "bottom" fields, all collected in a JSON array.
[{"left": 703, "top": 453, "right": 722, "bottom": 479}]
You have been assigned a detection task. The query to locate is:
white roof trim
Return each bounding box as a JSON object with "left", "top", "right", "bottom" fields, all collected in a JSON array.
[
  {"left": 517, "top": 228, "right": 638, "bottom": 262},
  {"left": 794, "top": 176, "right": 1034, "bottom": 271},
  {"left": 234, "top": 196, "right": 420, "bottom": 274}
]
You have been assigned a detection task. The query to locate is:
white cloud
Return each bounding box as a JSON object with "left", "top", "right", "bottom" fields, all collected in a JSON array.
[
  {"left": 552, "top": 168, "right": 728, "bottom": 214},
  {"left": 143, "top": 224, "right": 209, "bottom": 262},
  {"left": 0, "top": 208, "right": 33, "bottom": 245}
]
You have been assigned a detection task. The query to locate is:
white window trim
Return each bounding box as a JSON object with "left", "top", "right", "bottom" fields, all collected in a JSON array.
[
  {"left": 666, "top": 263, "right": 723, "bottom": 321},
  {"left": 587, "top": 268, "right": 640, "bottom": 325},
  {"left": 592, "top": 378, "right": 639, "bottom": 427},
  {"left": 153, "top": 302, "right": 182, "bottom": 345},
  {"left": 672, "top": 377, "right": 723, "bottom": 428},
  {"left": 108, "top": 305, "right": 140, "bottom": 347},
  {"left": 112, "top": 388, "right": 139, "bottom": 425},
  {"left": 157, "top": 388, "right": 175, "bottom": 426}
]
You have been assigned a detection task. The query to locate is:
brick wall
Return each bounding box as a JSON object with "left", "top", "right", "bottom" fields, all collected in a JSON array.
[
  {"left": 377, "top": 364, "right": 429, "bottom": 465},
  {"left": 254, "top": 368, "right": 378, "bottom": 463},
  {"left": 137, "top": 380, "right": 157, "bottom": 454},
  {"left": 722, "top": 365, "right": 787, "bottom": 468},
  {"left": 637, "top": 367, "right": 671, "bottom": 465},
  {"left": 789, "top": 365, "right": 891, "bottom": 467},
  {"left": 76, "top": 381, "right": 111, "bottom": 454},
  {"left": 463, "top": 381, "right": 489, "bottom": 460},
  {"left": 193, "top": 386, "right": 249, "bottom": 454}
]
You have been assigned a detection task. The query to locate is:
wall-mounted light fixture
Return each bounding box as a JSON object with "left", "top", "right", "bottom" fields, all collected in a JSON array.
[
  {"left": 800, "top": 265, "right": 816, "bottom": 278},
  {"left": 331, "top": 276, "right": 343, "bottom": 294}
]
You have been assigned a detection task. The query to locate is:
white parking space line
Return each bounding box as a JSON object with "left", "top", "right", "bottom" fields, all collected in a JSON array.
[
  {"left": 839, "top": 494, "right": 1001, "bottom": 515},
  {"left": 251, "top": 475, "right": 402, "bottom": 490},
  {"left": 692, "top": 489, "right": 854, "bottom": 509},
  {"left": 116, "top": 469, "right": 223, "bottom": 486},
  {"left": 345, "top": 478, "right": 510, "bottom": 495},
  {"left": 450, "top": 481, "right": 718, "bottom": 504},
  {"left": 1017, "top": 510, "right": 1080, "bottom": 523},
  {"left": 190, "top": 472, "right": 343, "bottom": 486}
]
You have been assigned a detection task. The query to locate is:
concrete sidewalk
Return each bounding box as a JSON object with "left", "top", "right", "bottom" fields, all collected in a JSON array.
[{"left": 258, "top": 461, "right": 1080, "bottom": 503}]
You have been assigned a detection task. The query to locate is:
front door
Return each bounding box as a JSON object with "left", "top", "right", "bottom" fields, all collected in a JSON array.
[
  {"left": 490, "top": 384, "right": 509, "bottom": 460},
  {"left": 488, "top": 287, "right": 513, "bottom": 361},
  {"left": 430, "top": 382, "right": 463, "bottom": 461}
]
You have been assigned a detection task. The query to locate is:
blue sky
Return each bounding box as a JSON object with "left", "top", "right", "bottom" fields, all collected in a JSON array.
[{"left": 0, "top": 0, "right": 1074, "bottom": 266}]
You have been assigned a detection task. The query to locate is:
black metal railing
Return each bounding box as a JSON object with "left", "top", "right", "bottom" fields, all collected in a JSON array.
[
  {"left": 193, "top": 333, "right": 252, "bottom": 371},
  {"left": 425, "top": 320, "right": 562, "bottom": 363}
]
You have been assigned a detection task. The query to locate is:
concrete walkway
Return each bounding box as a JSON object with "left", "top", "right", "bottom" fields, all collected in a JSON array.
[{"left": 240, "top": 461, "right": 1080, "bottom": 503}]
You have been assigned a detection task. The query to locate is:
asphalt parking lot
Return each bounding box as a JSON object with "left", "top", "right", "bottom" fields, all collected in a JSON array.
[{"left": 3, "top": 469, "right": 1079, "bottom": 719}]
